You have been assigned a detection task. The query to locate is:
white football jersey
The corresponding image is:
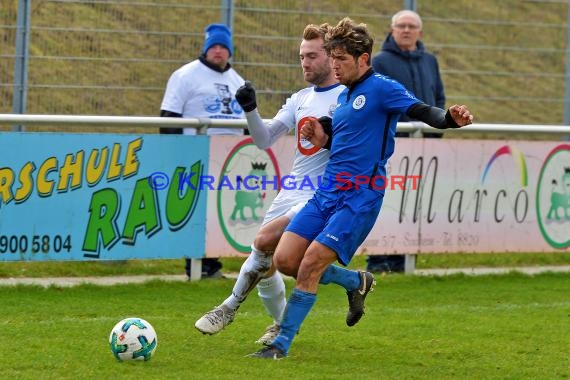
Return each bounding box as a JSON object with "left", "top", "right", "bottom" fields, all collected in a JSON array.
[
  {"left": 160, "top": 59, "right": 245, "bottom": 135},
  {"left": 273, "top": 83, "right": 345, "bottom": 186}
]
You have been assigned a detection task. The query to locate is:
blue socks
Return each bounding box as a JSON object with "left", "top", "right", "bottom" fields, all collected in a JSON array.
[
  {"left": 319, "top": 265, "right": 360, "bottom": 291},
  {"left": 271, "top": 288, "right": 316, "bottom": 354},
  {"left": 270, "top": 267, "right": 360, "bottom": 354}
]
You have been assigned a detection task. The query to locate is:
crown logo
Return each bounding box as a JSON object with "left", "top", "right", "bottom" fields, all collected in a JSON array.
[{"left": 251, "top": 162, "right": 267, "bottom": 170}]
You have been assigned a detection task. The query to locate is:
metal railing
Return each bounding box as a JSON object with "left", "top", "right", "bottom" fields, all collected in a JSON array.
[{"left": 1, "top": 114, "right": 570, "bottom": 136}]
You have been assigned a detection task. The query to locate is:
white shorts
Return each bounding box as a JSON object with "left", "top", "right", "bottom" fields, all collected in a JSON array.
[{"left": 261, "top": 189, "right": 315, "bottom": 226}]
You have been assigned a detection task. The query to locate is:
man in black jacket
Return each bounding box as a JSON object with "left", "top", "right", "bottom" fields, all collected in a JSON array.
[
  {"left": 372, "top": 10, "right": 445, "bottom": 118},
  {"left": 369, "top": 10, "right": 445, "bottom": 273}
]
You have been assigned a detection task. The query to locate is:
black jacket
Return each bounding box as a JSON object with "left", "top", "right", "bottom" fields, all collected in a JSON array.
[{"left": 371, "top": 33, "right": 445, "bottom": 122}]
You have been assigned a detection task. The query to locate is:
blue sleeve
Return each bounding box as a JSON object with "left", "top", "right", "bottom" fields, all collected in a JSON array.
[{"left": 378, "top": 78, "right": 419, "bottom": 114}]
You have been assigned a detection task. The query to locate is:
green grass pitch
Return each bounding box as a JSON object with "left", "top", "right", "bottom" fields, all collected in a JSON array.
[{"left": 0, "top": 272, "right": 568, "bottom": 379}]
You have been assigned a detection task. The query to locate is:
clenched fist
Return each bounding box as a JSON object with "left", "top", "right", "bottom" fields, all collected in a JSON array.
[{"left": 235, "top": 81, "right": 257, "bottom": 112}]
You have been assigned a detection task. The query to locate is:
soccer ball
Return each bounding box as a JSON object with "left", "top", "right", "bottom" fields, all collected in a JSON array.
[{"left": 109, "top": 317, "right": 158, "bottom": 361}]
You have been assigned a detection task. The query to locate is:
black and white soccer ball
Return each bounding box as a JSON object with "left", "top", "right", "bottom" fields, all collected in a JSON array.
[{"left": 109, "top": 317, "right": 157, "bottom": 361}]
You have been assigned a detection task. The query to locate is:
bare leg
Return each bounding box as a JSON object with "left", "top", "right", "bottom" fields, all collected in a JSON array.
[
  {"left": 194, "top": 216, "right": 290, "bottom": 335},
  {"left": 267, "top": 240, "right": 335, "bottom": 355}
]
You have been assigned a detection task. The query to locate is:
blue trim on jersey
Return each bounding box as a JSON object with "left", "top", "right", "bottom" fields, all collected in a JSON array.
[
  {"left": 380, "top": 114, "right": 393, "bottom": 163},
  {"left": 313, "top": 82, "right": 343, "bottom": 93}
]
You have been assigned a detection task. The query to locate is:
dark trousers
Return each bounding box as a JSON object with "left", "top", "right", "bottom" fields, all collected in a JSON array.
[
  {"left": 185, "top": 258, "right": 223, "bottom": 277},
  {"left": 366, "top": 255, "right": 405, "bottom": 273}
]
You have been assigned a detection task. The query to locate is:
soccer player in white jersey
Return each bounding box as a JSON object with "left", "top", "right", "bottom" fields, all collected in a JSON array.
[{"left": 194, "top": 23, "right": 376, "bottom": 345}]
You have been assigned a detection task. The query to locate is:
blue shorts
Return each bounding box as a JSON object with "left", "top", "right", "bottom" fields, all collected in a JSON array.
[{"left": 286, "top": 188, "right": 384, "bottom": 265}]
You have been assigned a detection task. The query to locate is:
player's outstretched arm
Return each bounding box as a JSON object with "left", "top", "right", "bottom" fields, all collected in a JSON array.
[
  {"left": 406, "top": 102, "right": 474, "bottom": 129},
  {"left": 236, "top": 80, "right": 289, "bottom": 149}
]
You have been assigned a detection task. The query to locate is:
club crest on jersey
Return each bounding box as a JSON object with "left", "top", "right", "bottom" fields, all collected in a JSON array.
[
  {"left": 328, "top": 104, "right": 336, "bottom": 117},
  {"left": 352, "top": 95, "right": 366, "bottom": 110}
]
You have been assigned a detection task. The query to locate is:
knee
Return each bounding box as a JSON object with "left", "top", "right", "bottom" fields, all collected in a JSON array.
[
  {"left": 253, "top": 229, "right": 279, "bottom": 252},
  {"left": 273, "top": 251, "right": 297, "bottom": 277}
]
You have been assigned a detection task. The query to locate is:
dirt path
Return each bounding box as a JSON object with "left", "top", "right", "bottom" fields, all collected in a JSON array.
[{"left": 1, "top": 266, "right": 569, "bottom": 287}]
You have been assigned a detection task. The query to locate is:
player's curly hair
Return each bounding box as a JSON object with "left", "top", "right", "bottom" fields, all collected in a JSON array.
[
  {"left": 324, "top": 17, "right": 373, "bottom": 63},
  {"left": 303, "top": 22, "right": 332, "bottom": 41}
]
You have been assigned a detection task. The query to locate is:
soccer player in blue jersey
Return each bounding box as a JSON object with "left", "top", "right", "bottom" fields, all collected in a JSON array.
[
  {"left": 249, "top": 17, "right": 473, "bottom": 359},
  {"left": 195, "top": 23, "right": 376, "bottom": 345}
]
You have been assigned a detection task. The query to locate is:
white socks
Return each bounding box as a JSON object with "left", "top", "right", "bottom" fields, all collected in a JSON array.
[
  {"left": 257, "top": 271, "right": 286, "bottom": 324},
  {"left": 222, "top": 246, "right": 272, "bottom": 311}
]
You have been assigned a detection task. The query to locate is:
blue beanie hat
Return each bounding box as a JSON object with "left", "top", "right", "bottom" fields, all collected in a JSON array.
[{"left": 202, "top": 24, "right": 233, "bottom": 56}]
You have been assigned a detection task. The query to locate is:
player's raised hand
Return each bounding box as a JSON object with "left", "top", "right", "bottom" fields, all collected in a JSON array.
[
  {"left": 448, "top": 104, "right": 474, "bottom": 127},
  {"left": 235, "top": 81, "right": 257, "bottom": 112}
]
